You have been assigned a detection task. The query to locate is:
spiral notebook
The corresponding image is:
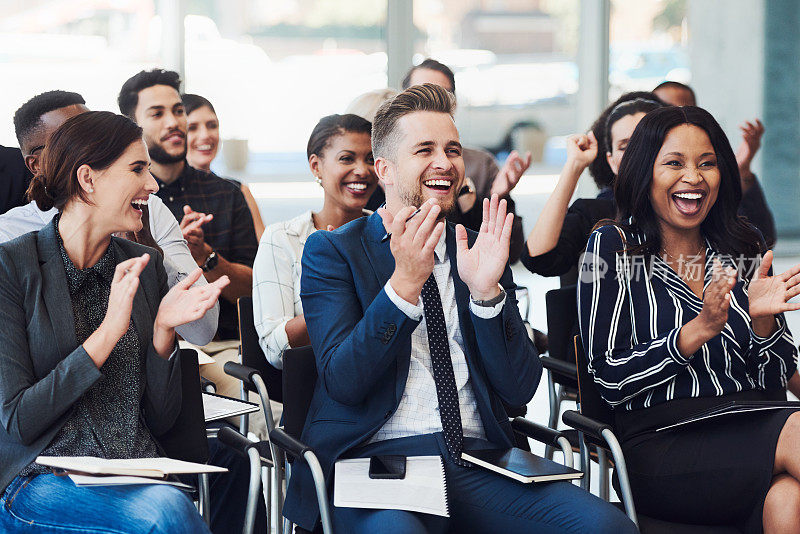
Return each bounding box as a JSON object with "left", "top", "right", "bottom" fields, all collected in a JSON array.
[{"left": 333, "top": 455, "right": 449, "bottom": 517}]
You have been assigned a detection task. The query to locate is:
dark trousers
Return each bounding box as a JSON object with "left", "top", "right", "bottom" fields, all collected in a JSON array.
[
  {"left": 333, "top": 433, "right": 636, "bottom": 534},
  {"left": 206, "top": 422, "right": 268, "bottom": 534}
]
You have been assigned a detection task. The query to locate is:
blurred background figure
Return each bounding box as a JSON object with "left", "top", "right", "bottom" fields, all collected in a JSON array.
[{"left": 183, "top": 93, "right": 266, "bottom": 239}]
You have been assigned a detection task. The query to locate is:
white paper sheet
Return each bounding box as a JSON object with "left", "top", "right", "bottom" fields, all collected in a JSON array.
[
  {"left": 36, "top": 456, "right": 227, "bottom": 477},
  {"left": 334, "top": 456, "right": 448, "bottom": 517},
  {"left": 178, "top": 340, "right": 215, "bottom": 365},
  {"left": 202, "top": 392, "right": 259, "bottom": 422}
]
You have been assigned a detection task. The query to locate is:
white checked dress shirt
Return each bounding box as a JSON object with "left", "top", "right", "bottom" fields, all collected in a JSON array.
[
  {"left": 252, "top": 210, "right": 316, "bottom": 369},
  {"left": 372, "top": 230, "right": 506, "bottom": 443}
]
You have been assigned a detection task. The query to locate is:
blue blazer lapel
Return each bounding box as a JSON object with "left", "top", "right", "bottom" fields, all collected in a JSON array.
[
  {"left": 361, "top": 211, "right": 409, "bottom": 402},
  {"left": 446, "top": 224, "right": 475, "bottom": 342},
  {"left": 36, "top": 219, "right": 78, "bottom": 359},
  {"left": 361, "top": 212, "right": 395, "bottom": 286},
  {"left": 445, "top": 224, "right": 498, "bottom": 421}
]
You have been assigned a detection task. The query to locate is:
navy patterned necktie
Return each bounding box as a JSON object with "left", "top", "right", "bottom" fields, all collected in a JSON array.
[{"left": 420, "top": 274, "right": 469, "bottom": 467}]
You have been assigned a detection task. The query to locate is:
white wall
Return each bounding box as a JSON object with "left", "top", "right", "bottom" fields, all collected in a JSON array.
[{"left": 687, "top": 0, "right": 765, "bottom": 175}]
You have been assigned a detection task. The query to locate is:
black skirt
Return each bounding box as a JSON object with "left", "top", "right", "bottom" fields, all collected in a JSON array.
[{"left": 614, "top": 389, "right": 797, "bottom": 533}]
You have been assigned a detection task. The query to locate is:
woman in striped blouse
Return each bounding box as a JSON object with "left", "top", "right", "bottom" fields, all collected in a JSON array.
[{"left": 579, "top": 105, "right": 800, "bottom": 532}]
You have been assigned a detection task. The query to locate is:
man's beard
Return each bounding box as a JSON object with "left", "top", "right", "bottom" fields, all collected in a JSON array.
[
  {"left": 149, "top": 141, "right": 187, "bottom": 164},
  {"left": 396, "top": 175, "right": 458, "bottom": 218}
]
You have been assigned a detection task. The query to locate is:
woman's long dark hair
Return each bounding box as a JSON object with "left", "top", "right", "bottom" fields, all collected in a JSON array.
[{"left": 612, "top": 105, "right": 762, "bottom": 268}]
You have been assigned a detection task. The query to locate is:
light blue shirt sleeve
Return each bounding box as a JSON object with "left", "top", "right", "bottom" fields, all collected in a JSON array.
[{"left": 148, "top": 194, "right": 219, "bottom": 345}]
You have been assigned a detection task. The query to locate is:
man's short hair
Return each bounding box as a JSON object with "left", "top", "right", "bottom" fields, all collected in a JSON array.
[
  {"left": 372, "top": 83, "right": 455, "bottom": 161},
  {"left": 118, "top": 68, "right": 182, "bottom": 118},
  {"left": 652, "top": 80, "right": 696, "bottom": 104},
  {"left": 402, "top": 58, "right": 456, "bottom": 93},
  {"left": 13, "top": 90, "right": 86, "bottom": 151}
]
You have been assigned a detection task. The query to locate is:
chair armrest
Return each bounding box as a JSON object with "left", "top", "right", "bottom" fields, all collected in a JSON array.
[
  {"left": 269, "top": 428, "right": 311, "bottom": 460},
  {"left": 561, "top": 410, "right": 611, "bottom": 440},
  {"left": 200, "top": 377, "right": 216, "bottom": 393},
  {"left": 223, "top": 361, "right": 259, "bottom": 390},
  {"left": 217, "top": 426, "right": 273, "bottom": 464},
  {"left": 511, "top": 417, "right": 564, "bottom": 448},
  {"left": 540, "top": 356, "right": 577, "bottom": 379}
]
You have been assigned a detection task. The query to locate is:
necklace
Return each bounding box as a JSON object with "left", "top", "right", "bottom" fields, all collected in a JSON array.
[{"left": 660, "top": 245, "right": 704, "bottom": 263}]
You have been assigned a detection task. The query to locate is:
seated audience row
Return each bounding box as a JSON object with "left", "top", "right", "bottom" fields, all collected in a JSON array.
[{"left": 0, "top": 55, "right": 795, "bottom": 534}]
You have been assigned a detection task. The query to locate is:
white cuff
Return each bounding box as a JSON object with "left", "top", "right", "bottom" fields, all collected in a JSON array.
[
  {"left": 384, "top": 281, "right": 423, "bottom": 321},
  {"left": 469, "top": 290, "right": 506, "bottom": 319}
]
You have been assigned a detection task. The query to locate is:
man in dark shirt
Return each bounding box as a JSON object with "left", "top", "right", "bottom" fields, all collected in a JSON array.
[
  {"left": 0, "top": 146, "right": 30, "bottom": 215},
  {"left": 118, "top": 69, "right": 257, "bottom": 341}
]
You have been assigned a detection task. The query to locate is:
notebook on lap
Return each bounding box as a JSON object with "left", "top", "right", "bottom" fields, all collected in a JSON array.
[{"left": 461, "top": 448, "right": 583, "bottom": 484}]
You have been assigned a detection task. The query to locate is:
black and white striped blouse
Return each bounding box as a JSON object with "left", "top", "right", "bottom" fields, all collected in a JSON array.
[{"left": 578, "top": 224, "right": 797, "bottom": 411}]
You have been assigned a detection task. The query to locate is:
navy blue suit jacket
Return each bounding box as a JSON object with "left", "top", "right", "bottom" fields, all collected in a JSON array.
[{"left": 284, "top": 212, "right": 541, "bottom": 530}]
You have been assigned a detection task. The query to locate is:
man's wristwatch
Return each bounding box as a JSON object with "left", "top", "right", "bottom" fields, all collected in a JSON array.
[
  {"left": 201, "top": 250, "right": 218, "bottom": 272},
  {"left": 471, "top": 288, "right": 506, "bottom": 307}
]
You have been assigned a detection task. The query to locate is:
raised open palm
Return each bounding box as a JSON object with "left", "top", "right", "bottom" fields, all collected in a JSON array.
[
  {"left": 456, "top": 194, "right": 514, "bottom": 299},
  {"left": 156, "top": 268, "right": 229, "bottom": 329},
  {"left": 748, "top": 251, "right": 800, "bottom": 318}
]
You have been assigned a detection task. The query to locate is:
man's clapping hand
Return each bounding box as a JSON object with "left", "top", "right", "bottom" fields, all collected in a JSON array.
[
  {"left": 180, "top": 205, "right": 214, "bottom": 263},
  {"left": 455, "top": 194, "right": 513, "bottom": 300},
  {"left": 378, "top": 199, "right": 445, "bottom": 305}
]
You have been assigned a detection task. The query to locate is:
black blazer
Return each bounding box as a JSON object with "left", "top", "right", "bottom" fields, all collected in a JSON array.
[
  {"left": 521, "top": 197, "right": 615, "bottom": 285},
  {"left": 0, "top": 218, "right": 182, "bottom": 492}
]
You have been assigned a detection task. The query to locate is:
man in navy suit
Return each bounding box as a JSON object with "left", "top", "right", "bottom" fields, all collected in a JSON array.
[{"left": 285, "top": 83, "right": 635, "bottom": 533}]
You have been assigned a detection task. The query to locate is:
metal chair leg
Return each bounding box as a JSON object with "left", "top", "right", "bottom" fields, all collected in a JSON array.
[
  {"left": 242, "top": 447, "right": 262, "bottom": 534},
  {"left": 545, "top": 375, "right": 560, "bottom": 460},
  {"left": 304, "top": 451, "right": 333, "bottom": 534},
  {"left": 198, "top": 473, "right": 211, "bottom": 525},
  {"left": 600, "top": 428, "right": 638, "bottom": 527},
  {"left": 556, "top": 435, "right": 574, "bottom": 469},
  {"left": 578, "top": 431, "right": 591, "bottom": 492},
  {"left": 597, "top": 448, "right": 609, "bottom": 501}
]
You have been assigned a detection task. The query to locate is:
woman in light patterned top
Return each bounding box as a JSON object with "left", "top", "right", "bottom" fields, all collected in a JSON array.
[{"left": 253, "top": 114, "right": 377, "bottom": 368}]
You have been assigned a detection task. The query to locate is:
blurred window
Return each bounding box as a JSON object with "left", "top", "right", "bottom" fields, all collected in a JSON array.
[
  {"left": 413, "top": 0, "right": 579, "bottom": 157},
  {"left": 0, "top": 0, "right": 158, "bottom": 146},
  {"left": 185, "top": 0, "right": 387, "bottom": 176},
  {"left": 609, "top": 0, "right": 690, "bottom": 99}
]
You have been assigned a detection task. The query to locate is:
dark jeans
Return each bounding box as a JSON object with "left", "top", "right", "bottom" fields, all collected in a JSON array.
[{"left": 206, "top": 422, "right": 268, "bottom": 534}]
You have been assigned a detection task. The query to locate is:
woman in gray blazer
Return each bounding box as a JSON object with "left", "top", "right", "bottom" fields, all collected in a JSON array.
[{"left": 0, "top": 111, "right": 228, "bottom": 533}]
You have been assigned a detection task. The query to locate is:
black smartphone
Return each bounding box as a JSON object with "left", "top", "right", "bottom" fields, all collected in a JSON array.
[{"left": 368, "top": 455, "right": 406, "bottom": 479}]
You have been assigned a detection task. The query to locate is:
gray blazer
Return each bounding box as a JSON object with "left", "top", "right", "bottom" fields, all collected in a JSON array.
[{"left": 0, "top": 219, "right": 182, "bottom": 493}]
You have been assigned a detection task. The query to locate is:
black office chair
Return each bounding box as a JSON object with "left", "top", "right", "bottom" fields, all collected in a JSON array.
[
  {"left": 268, "top": 345, "right": 576, "bottom": 534},
  {"left": 155, "top": 348, "right": 212, "bottom": 524},
  {"left": 541, "top": 285, "right": 580, "bottom": 459},
  {"left": 223, "top": 296, "right": 286, "bottom": 534},
  {"left": 562, "top": 336, "right": 740, "bottom": 534}
]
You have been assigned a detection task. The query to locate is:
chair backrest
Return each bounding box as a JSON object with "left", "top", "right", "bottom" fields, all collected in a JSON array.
[
  {"left": 281, "top": 345, "right": 317, "bottom": 440},
  {"left": 572, "top": 335, "right": 614, "bottom": 427},
  {"left": 545, "top": 284, "right": 579, "bottom": 364},
  {"left": 157, "top": 348, "right": 210, "bottom": 464},
  {"left": 237, "top": 296, "right": 283, "bottom": 403}
]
